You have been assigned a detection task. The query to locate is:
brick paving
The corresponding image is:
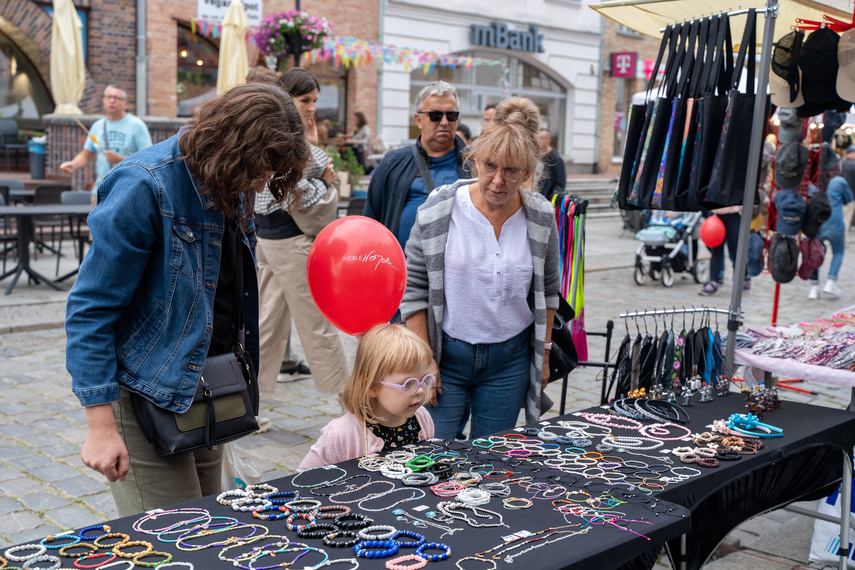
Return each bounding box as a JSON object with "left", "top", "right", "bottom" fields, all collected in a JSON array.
[{"left": 0, "top": 217, "right": 852, "bottom": 569}]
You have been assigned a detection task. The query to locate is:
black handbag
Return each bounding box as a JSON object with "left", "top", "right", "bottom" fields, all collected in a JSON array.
[
  {"left": 547, "top": 296, "right": 579, "bottom": 382},
  {"left": 129, "top": 236, "right": 259, "bottom": 457}
]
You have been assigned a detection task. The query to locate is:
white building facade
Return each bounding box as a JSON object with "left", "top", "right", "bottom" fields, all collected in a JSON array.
[{"left": 379, "top": 0, "right": 604, "bottom": 172}]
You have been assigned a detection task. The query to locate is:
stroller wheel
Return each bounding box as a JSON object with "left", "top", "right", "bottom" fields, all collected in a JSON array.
[
  {"left": 693, "top": 259, "right": 710, "bottom": 284},
  {"left": 661, "top": 266, "right": 675, "bottom": 287},
  {"left": 634, "top": 264, "right": 647, "bottom": 285}
]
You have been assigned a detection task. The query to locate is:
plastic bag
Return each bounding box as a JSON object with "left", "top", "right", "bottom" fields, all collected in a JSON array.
[
  {"left": 220, "top": 442, "right": 261, "bottom": 490},
  {"left": 809, "top": 476, "right": 855, "bottom": 567}
]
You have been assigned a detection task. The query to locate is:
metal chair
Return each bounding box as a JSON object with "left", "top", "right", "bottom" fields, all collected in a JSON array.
[
  {"left": 0, "top": 120, "right": 28, "bottom": 172},
  {"left": 61, "top": 191, "right": 92, "bottom": 269},
  {"left": 0, "top": 185, "right": 15, "bottom": 273},
  {"left": 32, "top": 185, "right": 70, "bottom": 274}
]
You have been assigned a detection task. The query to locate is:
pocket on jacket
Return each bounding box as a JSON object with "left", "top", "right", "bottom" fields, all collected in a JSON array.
[
  {"left": 117, "top": 301, "right": 167, "bottom": 363},
  {"left": 171, "top": 222, "right": 202, "bottom": 277}
]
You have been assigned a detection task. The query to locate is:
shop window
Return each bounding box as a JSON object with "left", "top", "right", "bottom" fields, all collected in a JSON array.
[
  {"left": 304, "top": 60, "right": 348, "bottom": 137},
  {"left": 613, "top": 77, "right": 633, "bottom": 159},
  {"left": 177, "top": 26, "right": 219, "bottom": 117},
  {"left": 0, "top": 32, "right": 53, "bottom": 131}
]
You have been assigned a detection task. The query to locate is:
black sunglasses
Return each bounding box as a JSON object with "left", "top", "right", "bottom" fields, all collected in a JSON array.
[{"left": 417, "top": 111, "right": 460, "bottom": 122}]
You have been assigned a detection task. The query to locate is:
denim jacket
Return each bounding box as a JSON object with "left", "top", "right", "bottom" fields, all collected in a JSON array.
[{"left": 65, "top": 134, "right": 259, "bottom": 412}]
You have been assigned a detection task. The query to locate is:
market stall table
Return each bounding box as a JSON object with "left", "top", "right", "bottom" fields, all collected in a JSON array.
[{"left": 0, "top": 203, "right": 91, "bottom": 294}]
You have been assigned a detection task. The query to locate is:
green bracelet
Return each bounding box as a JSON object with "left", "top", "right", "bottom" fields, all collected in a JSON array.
[
  {"left": 406, "top": 455, "right": 434, "bottom": 472},
  {"left": 132, "top": 550, "right": 173, "bottom": 568}
]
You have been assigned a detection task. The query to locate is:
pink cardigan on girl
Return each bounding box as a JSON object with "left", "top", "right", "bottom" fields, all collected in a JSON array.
[{"left": 298, "top": 407, "right": 435, "bottom": 471}]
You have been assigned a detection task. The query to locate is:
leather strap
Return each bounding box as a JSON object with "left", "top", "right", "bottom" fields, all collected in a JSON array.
[{"left": 411, "top": 145, "right": 435, "bottom": 193}]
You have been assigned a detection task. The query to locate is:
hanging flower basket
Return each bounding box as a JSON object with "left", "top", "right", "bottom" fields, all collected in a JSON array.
[{"left": 253, "top": 10, "right": 333, "bottom": 62}]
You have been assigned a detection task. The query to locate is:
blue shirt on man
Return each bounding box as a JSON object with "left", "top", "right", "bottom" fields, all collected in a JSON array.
[{"left": 396, "top": 149, "right": 460, "bottom": 251}]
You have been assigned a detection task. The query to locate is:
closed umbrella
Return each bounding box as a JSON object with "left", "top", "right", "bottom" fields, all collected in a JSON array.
[
  {"left": 217, "top": 0, "right": 250, "bottom": 95},
  {"left": 50, "top": 0, "right": 85, "bottom": 114}
]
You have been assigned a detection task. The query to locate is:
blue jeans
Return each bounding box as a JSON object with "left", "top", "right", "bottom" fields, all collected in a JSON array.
[
  {"left": 810, "top": 235, "right": 846, "bottom": 282},
  {"left": 430, "top": 327, "right": 531, "bottom": 440},
  {"left": 708, "top": 213, "right": 741, "bottom": 283}
]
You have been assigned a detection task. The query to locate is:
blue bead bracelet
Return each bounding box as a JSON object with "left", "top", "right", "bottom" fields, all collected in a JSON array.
[
  {"left": 353, "top": 540, "right": 399, "bottom": 559},
  {"left": 416, "top": 541, "right": 451, "bottom": 561},
  {"left": 391, "top": 530, "right": 426, "bottom": 548}
]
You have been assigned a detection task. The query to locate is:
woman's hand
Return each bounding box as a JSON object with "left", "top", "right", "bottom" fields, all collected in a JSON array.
[
  {"left": 427, "top": 358, "right": 441, "bottom": 407},
  {"left": 321, "top": 158, "right": 336, "bottom": 185}
]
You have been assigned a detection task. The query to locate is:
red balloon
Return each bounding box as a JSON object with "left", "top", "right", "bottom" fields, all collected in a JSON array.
[
  {"left": 307, "top": 216, "right": 407, "bottom": 335},
  {"left": 700, "top": 215, "right": 726, "bottom": 248}
]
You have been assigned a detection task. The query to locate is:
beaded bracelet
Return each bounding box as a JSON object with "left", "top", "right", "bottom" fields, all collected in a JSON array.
[
  {"left": 216, "top": 489, "right": 248, "bottom": 505},
  {"left": 132, "top": 551, "right": 172, "bottom": 568},
  {"left": 457, "top": 488, "right": 491, "bottom": 506},
  {"left": 353, "top": 540, "right": 399, "bottom": 559},
  {"left": 385, "top": 450, "right": 417, "bottom": 464},
  {"left": 285, "top": 512, "right": 318, "bottom": 532},
  {"left": 390, "top": 530, "right": 425, "bottom": 549},
  {"left": 77, "top": 525, "right": 111, "bottom": 541},
  {"left": 5, "top": 545, "right": 47, "bottom": 562},
  {"left": 21, "top": 554, "right": 60, "bottom": 569},
  {"left": 132, "top": 508, "right": 212, "bottom": 535},
  {"left": 380, "top": 463, "right": 413, "bottom": 480},
  {"left": 406, "top": 456, "right": 433, "bottom": 472},
  {"left": 335, "top": 513, "right": 373, "bottom": 530},
  {"left": 696, "top": 457, "right": 720, "bottom": 468},
  {"left": 455, "top": 556, "right": 496, "bottom": 570},
  {"left": 503, "top": 497, "right": 533, "bottom": 510},
  {"left": 93, "top": 533, "right": 130, "bottom": 549},
  {"left": 285, "top": 499, "right": 323, "bottom": 513},
  {"left": 401, "top": 472, "right": 437, "bottom": 487},
  {"left": 357, "top": 525, "right": 396, "bottom": 541},
  {"left": 73, "top": 553, "right": 117, "bottom": 569},
  {"left": 265, "top": 491, "right": 299, "bottom": 505},
  {"left": 244, "top": 483, "right": 278, "bottom": 498},
  {"left": 316, "top": 559, "right": 358, "bottom": 569},
  {"left": 252, "top": 504, "right": 289, "bottom": 521},
  {"left": 415, "top": 542, "right": 451, "bottom": 562},
  {"left": 112, "top": 541, "right": 154, "bottom": 559},
  {"left": 86, "top": 561, "right": 134, "bottom": 570},
  {"left": 385, "top": 554, "right": 427, "bottom": 570},
  {"left": 315, "top": 505, "right": 351, "bottom": 519},
  {"left": 58, "top": 543, "right": 98, "bottom": 558},
  {"left": 452, "top": 472, "right": 481, "bottom": 486},
  {"left": 358, "top": 457, "right": 390, "bottom": 472},
  {"left": 481, "top": 482, "right": 511, "bottom": 497},
  {"left": 323, "top": 531, "right": 360, "bottom": 548},
  {"left": 40, "top": 534, "right": 81, "bottom": 550},
  {"left": 430, "top": 481, "right": 464, "bottom": 498},
  {"left": 297, "top": 522, "right": 339, "bottom": 540},
  {"left": 231, "top": 497, "right": 268, "bottom": 512}
]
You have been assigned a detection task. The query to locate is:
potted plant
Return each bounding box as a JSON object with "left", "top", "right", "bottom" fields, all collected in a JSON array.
[{"left": 253, "top": 10, "right": 333, "bottom": 69}]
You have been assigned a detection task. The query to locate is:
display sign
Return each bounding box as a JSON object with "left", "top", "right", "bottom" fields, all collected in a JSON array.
[
  {"left": 470, "top": 23, "right": 545, "bottom": 53},
  {"left": 612, "top": 52, "right": 636, "bottom": 78},
  {"left": 197, "top": 0, "right": 261, "bottom": 27}
]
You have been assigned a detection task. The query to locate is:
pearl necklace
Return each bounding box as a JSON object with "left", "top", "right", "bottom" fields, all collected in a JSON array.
[
  {"left": 638, "top": 423, "right": 692, "bottom": 442},
  {"left": 601, "top": 435, "right": 664, "bottom": 451},
  {"left": 580, "top": 413, "right": 643, "bottom": 431}
]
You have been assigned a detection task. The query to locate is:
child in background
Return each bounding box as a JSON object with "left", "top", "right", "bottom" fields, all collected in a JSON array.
[{"left": 298, "top": 324, "right": 436, "bottom": 470}]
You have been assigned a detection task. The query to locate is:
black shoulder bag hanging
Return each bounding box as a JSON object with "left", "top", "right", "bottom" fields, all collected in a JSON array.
[
  {"left": 130, "top": 235, "right": 260, "bottom": 457},
  {"left": 547, "top": 295, "right": 579, "bottom": 382}
]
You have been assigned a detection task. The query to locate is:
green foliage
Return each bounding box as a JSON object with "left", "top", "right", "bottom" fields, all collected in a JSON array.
[
  {"left": 327, "top": 147, "right": 342, "bottom": 172},
  {"left": 342, "top": 146, "right": 365, "bottom": 191}
]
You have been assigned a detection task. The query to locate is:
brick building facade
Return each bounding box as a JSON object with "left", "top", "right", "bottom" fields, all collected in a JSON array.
[{"left": 597, "top": 19, "right": 661, "bottom": 175}]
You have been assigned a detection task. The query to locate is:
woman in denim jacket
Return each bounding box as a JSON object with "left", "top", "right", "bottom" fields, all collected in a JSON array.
[{"left": 65, "top": 84, "right": 309, "bottom": 516}]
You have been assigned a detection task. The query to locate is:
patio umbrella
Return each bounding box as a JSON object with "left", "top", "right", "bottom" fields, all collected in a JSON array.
[
  {"left": 50, "top": 0, "right": 85, "bottom": 114},
  {"left": 216, "top": 0, "right": 250, "bottom": 95}
]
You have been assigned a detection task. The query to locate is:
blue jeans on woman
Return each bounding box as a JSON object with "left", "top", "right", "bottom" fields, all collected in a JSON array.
[
  {"left": 709, "top": 213, "right": 742, "bottom": 283},
  {"left": 430, "top": 327, "right": 531, "bottom": 440},
  {"left": 810, "top": 235, "right": 845, "bottom": 282}
]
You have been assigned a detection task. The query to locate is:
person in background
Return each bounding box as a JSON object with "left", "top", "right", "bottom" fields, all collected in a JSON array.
[
  {"left": 60, "top": 85, "right": 153, "bottom": 195},
  {"left": 482, "top": 103, "right": 497, "bottom": 133},
  {"left": 362, "top": 81, "right": 470, "bottom": 252},
  {"left": 401, "top": 96, "right": 560, "bottom": 440},
  {"left": 456, "top": 124, "right": 472, "bottom": 146},
  {"left": 840, "top": 145, "right": 855, "bottom": 194},
  {"left": 65, "top": 83, "right": 309, "bottom": 515},
  {"left": 809, "top": 143, "right": 853, "bottom": 299},
  {"left": 254, "top": 68, "right": 349, "bottom": 419},
  {"left": 536, "top": 128, "right": 566, "bottom": 200}
]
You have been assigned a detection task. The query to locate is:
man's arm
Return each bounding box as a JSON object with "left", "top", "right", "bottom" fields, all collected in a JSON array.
[{"left": 60, "top": 149, "right": 97, "bottom": 174}]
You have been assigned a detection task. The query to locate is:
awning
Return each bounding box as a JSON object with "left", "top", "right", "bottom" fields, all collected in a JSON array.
[{"left": 591, "top": 0, "right": 853, "bottom": 44}]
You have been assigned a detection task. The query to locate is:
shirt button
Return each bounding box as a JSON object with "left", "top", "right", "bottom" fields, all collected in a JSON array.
[
  {"left": 497, "top": 271, "right": 501, "bottom": 275},
  {"left": 496, "top": 290, "right": 501, "bottom": 294},
  {"left": 496, "top": 253, "right": 500, "bottom": 257}
]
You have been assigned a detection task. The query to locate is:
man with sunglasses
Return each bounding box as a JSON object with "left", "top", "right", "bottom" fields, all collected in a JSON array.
[
  {"left": 60, "top": 85, "right": 152, "bottom": 196},
  {"left": 363, "top": 81, "right": 471, "bottom": 252}
]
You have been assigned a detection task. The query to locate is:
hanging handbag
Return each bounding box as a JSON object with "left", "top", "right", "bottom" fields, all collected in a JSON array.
[
  {"left": 547, "top": 295, "right": 579, "bottom": 382},
  {"left": 129, "top": 237, "right": 260, "bottom": 457},
  {"left": 617, "top": 25, "right": 676, "bottom": 210},
  {"left": 702, "top": 10, "right": 771, "bottom": 208}
]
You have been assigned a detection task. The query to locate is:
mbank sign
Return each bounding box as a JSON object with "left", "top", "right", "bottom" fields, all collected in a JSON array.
[{"left": 471, "top": 23, "right": 544, "bottom": 53}]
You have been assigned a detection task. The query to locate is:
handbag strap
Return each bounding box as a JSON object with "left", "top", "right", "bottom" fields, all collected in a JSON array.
[
  {"left": 231, "top": 219, "right": 245, "bottom": 354},
  {"left": 732, "top": 9, "right": 757, "bottom": 94},
  {"left": 411, "top": 145, "right": 435, "bottom": 193},
  {"left": 646, "top": 25, "right": 676, "bottom": 100},
  {"left": 676, "top": 20, "right": 700, "bottom": 99},
  {"left": 664, "top": 23, "right": 690, "bottom": 99},
  {"left": 687, "top": 18, "right": 710, "bottom": 99},
  {"left": 658, "top": 25, "right": 685, "bottom": 99},
  {"left": 697, "top": 16, "right": 719, "bottom": 95}
]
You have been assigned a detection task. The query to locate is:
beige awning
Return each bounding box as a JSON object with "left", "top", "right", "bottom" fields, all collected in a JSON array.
[
  {"left": 591, "top": 0, "right": 853, "bottom": 44},
  {"left": 50, "top": 0, "right": 85, "bottom": 114},
  {"left": 216, "top": 0, "right": 250, "bottom": 95}
]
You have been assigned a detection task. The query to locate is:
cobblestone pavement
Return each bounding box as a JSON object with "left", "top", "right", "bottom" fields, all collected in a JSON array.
[{"left": 0, "top": 217, "right": 852, "bottom": 569}]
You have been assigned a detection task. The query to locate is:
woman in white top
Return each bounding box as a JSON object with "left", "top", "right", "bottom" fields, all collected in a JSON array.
[
  {"left": 351, "top": 111, "right": 372, "bottom": 157},
  {"left": 401, "top": 97, "right": 560, "bottom": 440}
]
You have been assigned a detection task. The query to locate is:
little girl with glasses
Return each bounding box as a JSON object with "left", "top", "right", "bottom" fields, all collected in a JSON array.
[{"left": 297, "top": 324, "right": 436, "bottom": 470}]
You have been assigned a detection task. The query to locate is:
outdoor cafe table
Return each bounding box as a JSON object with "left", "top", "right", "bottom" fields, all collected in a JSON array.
[{"left": 0, "top": 203, "right": 91, "bottom": 294}]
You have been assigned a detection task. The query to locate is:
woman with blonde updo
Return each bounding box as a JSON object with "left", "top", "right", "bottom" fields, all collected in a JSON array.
[{"left": 401, "top": 97, "right": 560, "bottom": 439}]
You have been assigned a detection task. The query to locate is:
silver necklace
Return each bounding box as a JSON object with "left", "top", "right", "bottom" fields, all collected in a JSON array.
[
  {"left": 503, "top": 527, "right": 590, "bottom": 564},
  {"left": 329, "top": 480, "right": 395, "bottom": 504},
  {"left": 437, "top": 501, "right": 507, "bottom": 528},
  {"left": 357, "top": 488, "right": 425, "bottom": 512},
  {"left": 392, "top": 509, "right": 460, "bottom": 538}
]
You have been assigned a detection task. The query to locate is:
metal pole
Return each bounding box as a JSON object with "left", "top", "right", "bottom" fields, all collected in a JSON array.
[
  {"left": 841, "top": 453, "right": 852, "bottom": 570},
  {"left": 722, "top": 0, "right": 778, "bottom": 391}
]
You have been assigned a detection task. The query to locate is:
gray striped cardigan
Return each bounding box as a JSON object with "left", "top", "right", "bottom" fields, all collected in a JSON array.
[{"left": 400, "top": 179, "right": 560, "bottom": 425}]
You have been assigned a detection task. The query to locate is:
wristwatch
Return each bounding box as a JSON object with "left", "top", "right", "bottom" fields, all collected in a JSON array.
[{"left": 544, "top": 342, "right": 552, "bottom": 350}]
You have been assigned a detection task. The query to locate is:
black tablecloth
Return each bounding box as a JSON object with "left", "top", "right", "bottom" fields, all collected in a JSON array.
[{"left": 34, "top": 457, "right": 688, "bottom": 570}]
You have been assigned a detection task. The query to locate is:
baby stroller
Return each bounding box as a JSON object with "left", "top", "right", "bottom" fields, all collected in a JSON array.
[{"left": 633, "top": 211, "right": 709, "bottom": 287}]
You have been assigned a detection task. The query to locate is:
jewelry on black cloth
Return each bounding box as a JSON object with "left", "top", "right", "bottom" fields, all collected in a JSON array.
[
  {"left": 335, "top": 513, "right": 373, "bottom": 530},
  {"left": 297, "top": 522, "right": 339, "bottom": 539},
  {"left": 323, "top": 530, "right": 360, "bottom": 548}
]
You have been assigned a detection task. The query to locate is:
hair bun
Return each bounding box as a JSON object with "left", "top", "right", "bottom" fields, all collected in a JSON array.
[{"left": 493, "top": 97, "right": 540, "bottom": 135}]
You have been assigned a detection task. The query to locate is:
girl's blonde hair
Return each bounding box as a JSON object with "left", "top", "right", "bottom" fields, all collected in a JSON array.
[
  {"left": 341, "top": 324, "right": 433, "bottom": 423},
  {"left": 464, "top": 96, "right": 541, "bottom": 175}
]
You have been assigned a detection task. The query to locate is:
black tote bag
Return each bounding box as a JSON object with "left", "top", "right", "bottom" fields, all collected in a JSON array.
[
  {"left": 618, "top": 25, "right": 677, "bottom": 210},
  {"left": 703, "top": 9, "right": 771, "bottom": 208},
  {"left": 687, "top": 15, "right": 733, "bottom": 207}
]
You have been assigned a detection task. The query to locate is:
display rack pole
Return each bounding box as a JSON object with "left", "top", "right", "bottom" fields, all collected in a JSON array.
[{"left": 722, "top": 0, "right": 778, "bottom": 389}]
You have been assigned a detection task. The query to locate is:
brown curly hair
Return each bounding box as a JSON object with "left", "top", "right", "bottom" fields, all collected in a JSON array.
[{"left": 179, "top": 83, "right": 310, "bottom": 219}]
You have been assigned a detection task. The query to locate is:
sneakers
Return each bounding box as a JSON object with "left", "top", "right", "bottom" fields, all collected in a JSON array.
[
  {"left": 699, "top": 281, "right": 719, "bottom": 296},
  {"left": 278, "top": 361, "right": 312, "bottom": 383},
  {"left": 743, "top": 278, "right": 751, "bottom": 291},
  {"left": 808, "top": 285, "right": 820, "bottom": 300},
  {"left": 823, "top": 279, "right": 841, "bottom": 298},
  {"left": 254, "top": 416, "right": 271, "bottom": 434}
]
